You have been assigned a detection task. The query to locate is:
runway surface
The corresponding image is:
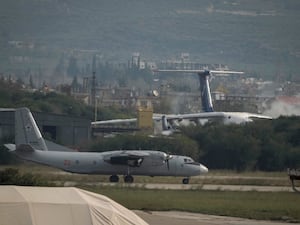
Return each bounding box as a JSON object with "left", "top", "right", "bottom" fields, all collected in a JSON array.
[{"left": 134, "top": 211, "right": 300, "bottom": 225}]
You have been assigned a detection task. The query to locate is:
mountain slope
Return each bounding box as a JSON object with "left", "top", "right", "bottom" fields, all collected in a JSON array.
[{"left": 1, "top": 0, "right": 300, "bottom": 78}]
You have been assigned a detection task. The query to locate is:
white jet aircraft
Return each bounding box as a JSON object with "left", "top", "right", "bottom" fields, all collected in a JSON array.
[
  {"left": 92, "top": 69, "right": 271, "bottom": 134},
  {"left": 153, "top": 69, "right": 272, "bottom": 129},
  {"left": 4, "top": 107, "right": 208, "bottom": 184}
]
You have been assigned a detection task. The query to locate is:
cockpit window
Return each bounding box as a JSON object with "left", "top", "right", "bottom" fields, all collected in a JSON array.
[{"left": 184, "top": 158, "right": 193, "bottom": 163}]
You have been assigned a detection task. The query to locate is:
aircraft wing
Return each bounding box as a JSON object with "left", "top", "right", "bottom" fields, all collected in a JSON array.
[
  {"left": 92, "top": 114, "right": 165, "bottom": 125},
  {"left": 245, "top": 113, "right": 272, "bottom": 120},
  {"left": 163, "top": 111, "right": 272, "bottom": 124},
  {"left": 103, "top": 151, "right": 151, "bottom": 167},
  {"left": 92, "top": 118, "right": 137, "bottom": 125},
  {"left": 154, "top": 69, "right": 244, "bottom": 75},
  {"left": 4, "top": 143, "right": 35, "bottom": 152},
  {"left": 91, "top": 115, "right": 165, "bottom": 132},
  {"left": 91, "top": 112, "right": 201, "bottom": 126},
  {"left": 164, "top": 112, "right": 227, "bottom": 121}
]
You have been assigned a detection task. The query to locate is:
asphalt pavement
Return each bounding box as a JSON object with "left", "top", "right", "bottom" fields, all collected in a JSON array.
[{"left": 134, "top": 211, "right": 300, "bottom": 225}]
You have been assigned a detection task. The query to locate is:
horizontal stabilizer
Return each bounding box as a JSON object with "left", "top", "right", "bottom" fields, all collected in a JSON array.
[
  {"left": 154, "top": 69, "right": 244, "bottom": 75},
  {"left": 4, "top": 144, "right": 16, "bottom": 152},
  {"left": 16, "top": 144, "right": 35, "bottom": 152}
]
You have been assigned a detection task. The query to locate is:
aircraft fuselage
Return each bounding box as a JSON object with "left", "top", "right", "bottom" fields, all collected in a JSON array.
[{"left": 16, "top": 150, "right": 206, "bottom": 177}]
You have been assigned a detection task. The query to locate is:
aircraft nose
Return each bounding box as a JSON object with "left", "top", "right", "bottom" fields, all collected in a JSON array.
[{"left": 200, "top": 164, "right": 208, "bottom": 174}]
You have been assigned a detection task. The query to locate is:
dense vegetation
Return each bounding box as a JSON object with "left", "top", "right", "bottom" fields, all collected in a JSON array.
[
  {"left": 0, "top": 77, "right": 91, "bottom": 115},
  {"left": 182, "top": 118, "right": 300, "bottom": 171},
  {"left": 0, "top": 78, "right": 134, "bottom": 120}
]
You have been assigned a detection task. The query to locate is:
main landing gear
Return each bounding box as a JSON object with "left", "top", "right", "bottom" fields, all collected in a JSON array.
[
  {"left": 109, "top": 175, "right": 119, "bottom": 183},
  {"left": 109, "top": 175, "right": 134, "bottom": 183},
  {"left": 109, "top": 175, "right": 189, "bottom": 184},
  {"left": 288, "top": 168, "right": 300, "bottom": 193},
  {"left": 182, "top": 178, "right": 190, "bottom": 184},
  {"left": 124, "top": 175, "right": 134, "bottom": 183}
]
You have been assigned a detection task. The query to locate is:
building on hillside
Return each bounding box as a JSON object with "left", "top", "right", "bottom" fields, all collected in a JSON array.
[{"left": 213, "top": 94, "right": 273, "bottom": 113}]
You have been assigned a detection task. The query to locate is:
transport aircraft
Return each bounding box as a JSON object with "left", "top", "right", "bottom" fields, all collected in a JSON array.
[
  {"left": 153, "top": 69, "right": 272, "bottom": 129},
  {"left": 92, "top": 69, "right": 272, "bottom": 133},
  {"left": 4, "top": 108, "right": 208, "bottom": 184}
]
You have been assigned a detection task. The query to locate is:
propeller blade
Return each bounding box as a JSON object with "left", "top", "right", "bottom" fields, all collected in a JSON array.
[{"left": 163, "top": 153, "right": 172, "bottom": 170}]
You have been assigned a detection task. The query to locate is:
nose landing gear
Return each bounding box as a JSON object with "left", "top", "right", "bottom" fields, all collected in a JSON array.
[{"left": 288, "top": 168, "right": 300, "bottom": 193}]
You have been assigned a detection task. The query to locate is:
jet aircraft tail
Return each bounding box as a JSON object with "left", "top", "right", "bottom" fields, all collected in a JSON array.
[
  {"left": 198, "top": 71, "right": 214, "bottom": 112},
  {"left": 154, "top": 69, "right": 243, "bottom": 113},
  {"left": 15, "top": 107, "right": 48, "bottom": 151}
]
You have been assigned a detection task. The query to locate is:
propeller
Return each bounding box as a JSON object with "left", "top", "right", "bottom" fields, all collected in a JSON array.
[{"left": 163, "top": 153, "right": 173, "bottom": 170}]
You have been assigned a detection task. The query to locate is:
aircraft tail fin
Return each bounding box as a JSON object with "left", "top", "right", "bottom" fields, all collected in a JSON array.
[
  {"left": 15, "top": 107, "right": 48, "bottom": 151},
  {"left": 198, "top": 71, "right": 214, "bottom": 112}
]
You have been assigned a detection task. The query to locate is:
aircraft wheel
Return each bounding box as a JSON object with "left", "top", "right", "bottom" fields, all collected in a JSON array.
[
  {"left": 124, "top": 175, "right": 134, "bottom": 183},
  {"left": 109, "top": 175, "right": 119, "bottom": 183},
  {"left": 182, "top": 178, "right": 189, "bottom": 184}
]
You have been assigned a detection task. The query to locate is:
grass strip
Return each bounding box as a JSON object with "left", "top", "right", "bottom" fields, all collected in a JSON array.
[{"left": 81, "top": 185, "right": 300, "bottom": 223}]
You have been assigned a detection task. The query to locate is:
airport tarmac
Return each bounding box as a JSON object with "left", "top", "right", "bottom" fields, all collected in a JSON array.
[{"left": 134, "top": 210, "right": 300, "bottom": 225}]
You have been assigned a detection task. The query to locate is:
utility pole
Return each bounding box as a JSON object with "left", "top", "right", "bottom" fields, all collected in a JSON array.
[{"left": 91, "top": 71, "right": 97, "bottom": 121}]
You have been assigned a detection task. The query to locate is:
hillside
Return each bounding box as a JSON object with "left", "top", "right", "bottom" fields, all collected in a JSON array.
[{"left": 0, "top": 0, "right": 300, "bottom": 78}]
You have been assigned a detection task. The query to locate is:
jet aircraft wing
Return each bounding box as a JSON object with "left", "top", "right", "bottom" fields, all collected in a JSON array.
[
  {"left": 164, "top": 112, "right": 271, "bottom": 120},
  {"left": 163, "top": 111, "right": 272, "bottom": 125},
  {"left": 92, "top": 118, "right": 137, "bottom": 125}
]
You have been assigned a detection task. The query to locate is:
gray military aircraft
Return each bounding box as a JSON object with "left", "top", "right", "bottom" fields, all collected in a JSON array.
[{"left": 4, "top": 108, "right": 208, "bottom": 184}]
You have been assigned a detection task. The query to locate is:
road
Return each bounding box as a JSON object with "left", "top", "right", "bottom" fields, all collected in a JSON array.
[{"left": 134, "top": 211, "right": 300, "bottom": 225}]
